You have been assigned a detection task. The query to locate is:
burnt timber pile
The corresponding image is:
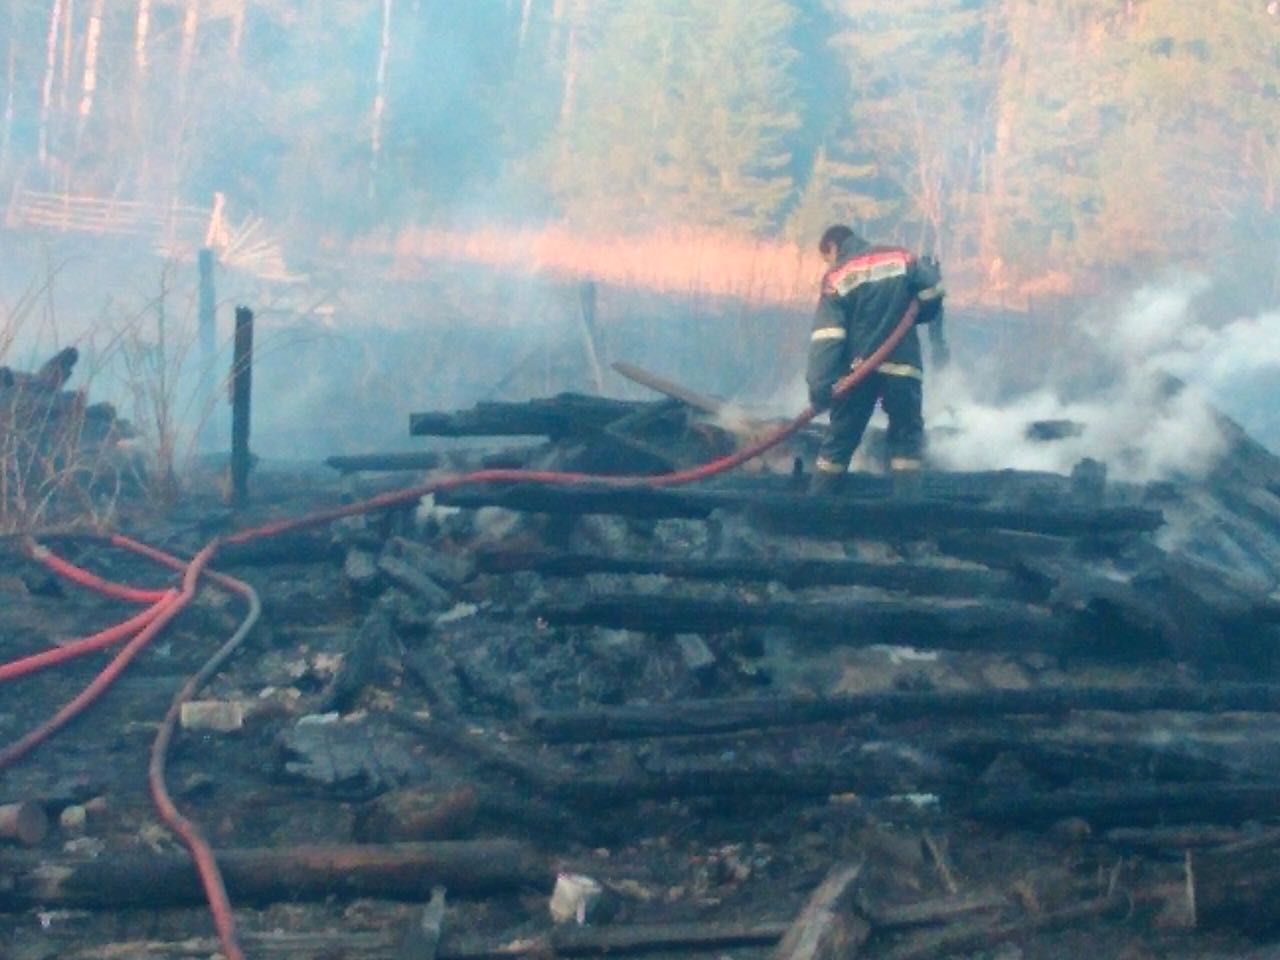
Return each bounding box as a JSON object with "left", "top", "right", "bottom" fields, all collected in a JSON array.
[
  {"left": 3, "top": 383, "right": 1280, "bottom": 959},
  {"left": 0, "top": 347, "right": 136, "bottom": 525}
]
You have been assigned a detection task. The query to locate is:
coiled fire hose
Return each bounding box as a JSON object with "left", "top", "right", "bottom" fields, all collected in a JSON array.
[{"left": 0, "top": 302, "right": 919, "bottom": 960}]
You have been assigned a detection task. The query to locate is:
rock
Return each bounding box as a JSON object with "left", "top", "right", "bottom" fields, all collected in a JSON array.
[{"left": 277, "top": 714, "right": 430, "bottom": 795}]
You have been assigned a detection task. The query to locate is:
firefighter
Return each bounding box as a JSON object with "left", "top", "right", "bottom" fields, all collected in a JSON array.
[{"left": 806, "top": 224, "right": 945, "bottom": 496}]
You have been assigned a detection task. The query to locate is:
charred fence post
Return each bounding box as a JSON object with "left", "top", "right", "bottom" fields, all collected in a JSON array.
[
  {"left": 197, "top": 247, "right": 218, "bottom": 452},
  {"left": 229, "top": 306, "right": 254, "bottom": 507}
]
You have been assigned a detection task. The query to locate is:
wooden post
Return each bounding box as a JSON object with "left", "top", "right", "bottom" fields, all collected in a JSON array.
[
  {"left": 577, "top": 280, "right": 604, "bottom": 393},
  {"left": 197, "top": 247, "right": 217, "bottom": 451},
  {"left": 229, "top": 305, "right": 253, "bottom": 507}
]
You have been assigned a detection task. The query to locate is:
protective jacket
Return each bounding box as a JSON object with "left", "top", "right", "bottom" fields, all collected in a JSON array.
[{"left": 806, "top": 235, "right": 943, "bottom": 407}]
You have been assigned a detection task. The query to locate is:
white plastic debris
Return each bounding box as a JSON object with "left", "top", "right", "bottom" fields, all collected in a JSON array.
[
  {"left": 436, "top": 603, "right": 480, "bottom": 625},
  {"left": 549, "top": 873, "right": 603, "bottom": 925},
  {"left": 179, "top": 700, "right": 245, "bottom": 733}
]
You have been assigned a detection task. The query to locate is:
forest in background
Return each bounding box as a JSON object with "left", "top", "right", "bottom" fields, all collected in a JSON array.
[{"left": 0, "top": 0, "right": 1278, "bottom": 305}]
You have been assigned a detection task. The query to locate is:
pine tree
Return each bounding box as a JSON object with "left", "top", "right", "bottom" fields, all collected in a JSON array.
[
  {"left": 553, "top": 0, "right": 802, "bottom": 233},
  {"left": 821, "top": 0, "right": 992, "bottom": 261}
]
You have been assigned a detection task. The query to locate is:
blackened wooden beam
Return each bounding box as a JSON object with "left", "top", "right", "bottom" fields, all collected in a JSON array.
[
  {"left": 966, "top": 782, "right": 1280, "bottom": 828},
  {"left": 435, "top": 484, "right": 1163, "bottom": 538},
  {"left": 325, "top": 452, "right": 444, "bottom": 474},
  {"left": 1190, "top": 828, "right": 1280, "bottom": 933},
  {"left": 229, "top": 306, "right": 255, "bottom": 507},
  {"left": 537, "top": 595, "right": 1071, "bottom": 653},
  {"left": 0, "top": 841, "right": 544, "bottom": 911},
  {"left": 409, "top": 394, "right": 656, "bottom": 439},
  {"left": 53, "top": 900, "right": 1008, "bottom": 960},
  {"left": 528, "top": 684, "right": 1280, "bottom": 742},
  {"left": 476, "top": 550, "right": 1042, "bottom": 601}
]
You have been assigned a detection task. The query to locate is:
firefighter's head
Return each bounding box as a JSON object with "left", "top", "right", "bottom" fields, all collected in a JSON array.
[{"left": 819, "top": 225, "right": 857, "bottom": 266}]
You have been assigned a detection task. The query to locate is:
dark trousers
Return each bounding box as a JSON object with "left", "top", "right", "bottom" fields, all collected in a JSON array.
[{"left": 815, "top": 372, "right": 923, "bottom": 473}]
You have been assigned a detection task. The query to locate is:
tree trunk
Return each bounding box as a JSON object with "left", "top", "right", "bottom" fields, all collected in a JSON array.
[
  {"left": 133, "top": 0, "right": 151, "bottom": 75},
  {"left": 558, "top": 0, "right": 586, "bottom": 129},
  {"left": 1, "top": 20, "right": 15, "bottom": 170},
  {"left": 370, "top": 0, "right": 395, "bottom": 193},
  {"left": 519, "top": 0, "right": 534, "bottom": 50},
  {"left": 177, "top": 0, "right": 200, "bottom": 104},
  {"left": 38, "top": 0, "right": 66, "bottom": 166},
  {"left": 59, "top": 0, "right": 74, "bottom": 115},
  {"left": 0, "top": 841, "right": 545, "bottom": 910},
  {"left": 230, "top": 0, "right": 247, "bottom": 60},
  {"left": 76, "top": 0, "right": 106, "bottom": 137}
]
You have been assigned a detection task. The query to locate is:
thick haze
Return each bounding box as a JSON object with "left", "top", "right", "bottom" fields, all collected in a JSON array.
[{"left": 0, "top": 0, "right": 1276, "bottom": 467}]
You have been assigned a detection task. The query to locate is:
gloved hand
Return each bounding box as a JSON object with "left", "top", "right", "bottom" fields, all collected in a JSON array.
[{"left": 809, "top": 383, "right": 833, "bottom": 411}]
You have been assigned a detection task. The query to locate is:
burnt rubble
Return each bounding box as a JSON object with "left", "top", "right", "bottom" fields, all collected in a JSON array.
[
  {"left": 2, "top": 384, "right": 1280, "bottom": 959},
  {"left": 0, "top": 348, "right": 137, "bottom": 528}
]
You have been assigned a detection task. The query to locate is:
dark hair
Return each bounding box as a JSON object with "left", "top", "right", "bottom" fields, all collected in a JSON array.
[{"left": 819, "top": 225, "right": 854, "bottom": 256}]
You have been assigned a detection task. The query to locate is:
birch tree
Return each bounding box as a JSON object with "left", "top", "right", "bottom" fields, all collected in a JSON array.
[
  {"left": 37, "top": 0, "right": 64, "bottom": 165},
  {"left": 76, "top": 0, "right": 105, "bottom": 132},
  {"left": 369, "top": 0, "right": 395, "bottom": 195}
]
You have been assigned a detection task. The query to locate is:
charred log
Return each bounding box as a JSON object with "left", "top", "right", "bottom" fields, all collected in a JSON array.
[
  {"left": 1190, "top": 829, "right": 1280, "bottom": 933},
  {"left": 773, "top": 863, "right": 870, "bottom": 960},
  {"left": 529, "top": 684, "right": 1280, "bottom": 742},
  {"left": 436, "top": 485, "right": 1162, "bottom": 538},
  {"left": 410, "top": 395, "right": 656, "bottom": 439},
  {"left": 326, "top": 452, "right": 444, "bottom": 474},
  {"left": 0, "top": 841, "right": 545, "bottom": 911},
  {"left": 477, "top": 551, "right": 1042, "bottom": 601},
  {"left": 967, "top": 782, "right": 1280, "bottom": 828},
  {"left": 537, "top": 595, "right": 1071, "bottom": 653}
]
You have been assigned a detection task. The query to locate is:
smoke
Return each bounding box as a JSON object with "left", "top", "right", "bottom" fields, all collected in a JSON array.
[{"left": 926, "top": 276, "right": 1278, "bottom": 482}]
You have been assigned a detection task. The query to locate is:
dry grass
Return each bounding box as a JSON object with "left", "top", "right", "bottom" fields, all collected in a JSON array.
[
  {"left": 0, "top": 266, "right": 207, "bottom": 533},
  {"left": 381, "top": 224, "right": 1079, "bottom": 314},
  {"left": 385, "top": 225, "right": 827, "bottom": 306}
]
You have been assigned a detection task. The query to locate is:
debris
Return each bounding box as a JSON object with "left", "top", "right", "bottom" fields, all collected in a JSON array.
[
  {"left": 675, "top": 634, "right": 717, "bottom": 679},
  {"left": 355, "top": 787, "right": 479, "bottom": 843},
  {"left": 773, "top": 862, "right": 869, "bottom": 960},
  {"left": 398, "top": 885, "right": 447, "bottom": 960},
  {"left": 178, "top": 700, "right": 246, "bottom": 733},
  {"left": 379, "top": 554, "right": 454, "bottom": 611},
  {"left": 0, "top": 840, "right": 545, "bottom": 909},
  {"left": 58, "top": 805, "right": 88, "bottom": 836},
  {"left": 550, "top": 873, "right": 605, "bottom": 925},
  {"left": 0, "top": 802, "right": 48, "bottom": 847},
  {"left": 326, "top": 452, "right": 443, "bottom": 474}
]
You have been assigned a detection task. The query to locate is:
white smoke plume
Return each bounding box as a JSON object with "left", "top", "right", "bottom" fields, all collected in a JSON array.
[{"left": 927, "top": 277, "right": 1280, "bottom": 482}]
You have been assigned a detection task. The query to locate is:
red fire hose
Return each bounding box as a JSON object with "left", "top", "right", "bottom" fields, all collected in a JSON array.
[{"left": 0, "top": 303, "right": 919, "bottom": 960}]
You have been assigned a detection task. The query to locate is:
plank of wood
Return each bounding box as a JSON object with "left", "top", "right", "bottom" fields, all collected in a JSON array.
[
  {"left": 476, "top": 550, "right": 1042, "bottom": 601},
  {"left": 773, "top": 862, "right": 869, "bottom": 960},
  {"left": 0, "top": 841, "right": 545, "bottom": 910},
  {"left": 528, "top": 685, "right": 1280, "bottom": 742},
  {"left": 536, "top": 595, "right": 1070, "bottom": 653},
  {"left": 435, "top": 485, "right": 1163, "bottom": 538}
]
